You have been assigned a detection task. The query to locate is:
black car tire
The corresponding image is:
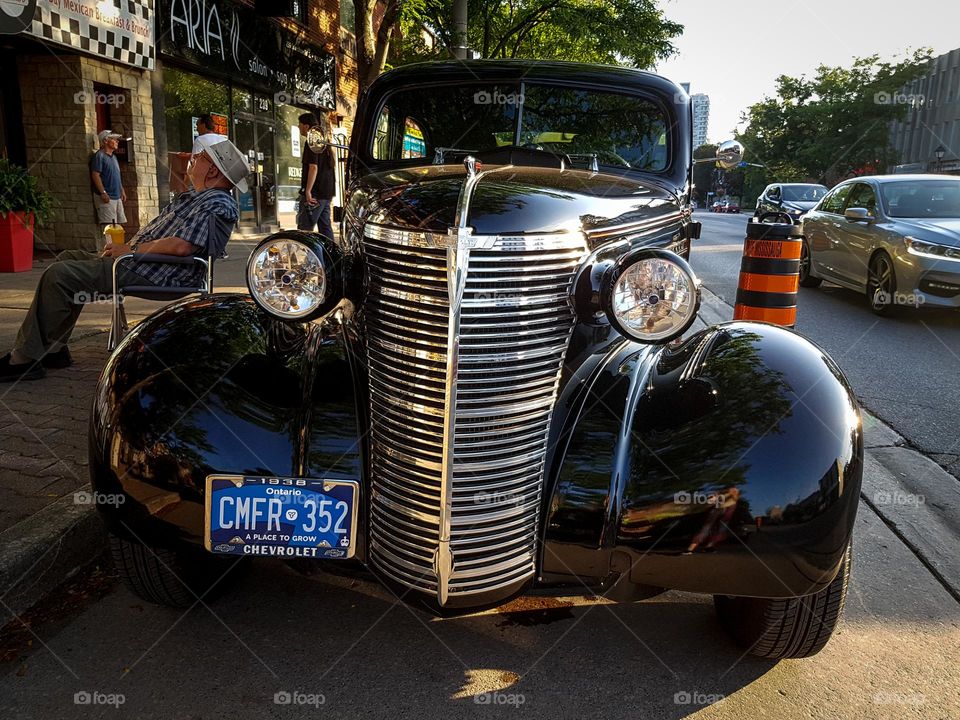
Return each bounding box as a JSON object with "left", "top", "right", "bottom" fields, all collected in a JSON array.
[
  {"left": 799, "top": 237, "right": 822, "bottom": 288},
  {"left": 111, "top": 535, "right": 247, "bottom": 608},
  {"left": 866, "top": 252, "right": 898, "bottom": 317},
  {"left": 714, "top": 542, "right": 851, "bottom": 659}
]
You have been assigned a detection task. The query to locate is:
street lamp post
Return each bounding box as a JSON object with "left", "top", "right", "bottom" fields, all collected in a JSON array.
[{"left": 934, "top": 144, "right": 946, "bottom": 173}]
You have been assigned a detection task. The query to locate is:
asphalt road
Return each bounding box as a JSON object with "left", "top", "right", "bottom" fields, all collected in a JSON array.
[
  {"left": 1, "top": 506, "right": 958, "bottom": 720},
  {"left": 690, "top": 210, "right": 960, "bottom": 479}
]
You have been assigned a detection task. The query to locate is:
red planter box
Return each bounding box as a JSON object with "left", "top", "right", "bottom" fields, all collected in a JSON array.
[{"left": 0, "top": 212, "right": 35, "bottom": 273}]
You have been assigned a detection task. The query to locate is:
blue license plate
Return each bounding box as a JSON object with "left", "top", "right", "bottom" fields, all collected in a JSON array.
[{"left": 205, "top": 475, "right": 358, "bottom": 559}]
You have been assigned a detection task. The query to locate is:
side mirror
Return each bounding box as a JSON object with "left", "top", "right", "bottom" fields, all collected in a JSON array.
[
  {"left": 844, "top": 207, "right": 873, "bottom": 223},
  {"left": 692, "top": 139, "right": 745, "bottom": 169},
  {"left": 715, "top": 140, "right": 744, "bottom": 170},
  {"left": 305, "top": 126, "right": 350, "bottom": 153}
]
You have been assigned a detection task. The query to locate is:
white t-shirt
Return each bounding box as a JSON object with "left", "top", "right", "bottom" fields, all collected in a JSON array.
[{"left": 192, "top": 132, "right": 228, "bottom": 154}]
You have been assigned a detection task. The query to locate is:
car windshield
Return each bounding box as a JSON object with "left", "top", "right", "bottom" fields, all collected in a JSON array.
[
  {"left": 881, "top": 180, "right": 960, "bottom": 218},
  {"left": 371, "top": 83, "right": 669, "bottom": 171},
  {"left": 782, "top": 185, "right": 827, "bottom": 202}
]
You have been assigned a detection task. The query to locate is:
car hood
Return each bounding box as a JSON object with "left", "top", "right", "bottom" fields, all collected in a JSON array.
[
  {"left": 893, "top": 217, "right": 960, "bottom": 245},
  {"left": 350, "top": 165, "right": 681, "bottom": 238},
  {"left": 783, "top": 201, "right": 818, "bottom": 212}
]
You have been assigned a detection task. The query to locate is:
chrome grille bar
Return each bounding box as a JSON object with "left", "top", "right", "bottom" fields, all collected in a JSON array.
[{"left": 364, "top": 218, "right": 587, "bottom": 606}]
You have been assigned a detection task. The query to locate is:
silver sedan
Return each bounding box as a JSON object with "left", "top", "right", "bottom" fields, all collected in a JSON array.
[{"left": 800, "top": 174, "right": 960, "bottom": 315}]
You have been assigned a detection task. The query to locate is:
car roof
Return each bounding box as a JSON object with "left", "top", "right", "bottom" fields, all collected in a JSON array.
[
  {"left": 836, "top": 174, "right": 960, "bottom": 185},
  {"left": 374, "top": 60, "right": 685, "bottom": 98}
]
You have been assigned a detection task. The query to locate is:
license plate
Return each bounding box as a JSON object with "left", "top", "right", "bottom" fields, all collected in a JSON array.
[{"left": 205, "top": 475, "right": 358, "bottom": 559}]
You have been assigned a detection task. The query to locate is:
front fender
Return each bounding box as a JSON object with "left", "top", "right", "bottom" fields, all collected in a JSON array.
[
  {"left": 89, "top": 294, "right": 364, "bottom": 550},
  {"left": 543, "top": 322, "right": 862, "bottom": 598}
]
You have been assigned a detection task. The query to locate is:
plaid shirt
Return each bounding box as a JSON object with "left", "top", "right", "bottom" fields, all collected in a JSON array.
[{"left": 128, "top": 189, "right": 238, "bottom": 287}]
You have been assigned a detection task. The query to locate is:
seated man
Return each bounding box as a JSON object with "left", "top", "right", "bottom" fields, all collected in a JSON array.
[{"left": 0, "top": 137, "right": 249, "bottom": 382}]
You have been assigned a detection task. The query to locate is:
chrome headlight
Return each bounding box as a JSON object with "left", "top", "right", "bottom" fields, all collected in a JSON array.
[
  {"left": 601, "top": 249, "right": 701, "bottom": 343},
  {"left": 246, "top": 235, "right": 337, "bottom": 320},
  {"left": 904, "top": 236, "right": 960, "bottom": 262}
]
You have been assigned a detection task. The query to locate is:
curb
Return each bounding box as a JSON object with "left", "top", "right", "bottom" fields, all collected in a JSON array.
[
  {"left": 0, "top": 494, "right": 105, "bottom": 623},
  {"left": 698, "top": 284, "right": 960, "bottom": 601}
]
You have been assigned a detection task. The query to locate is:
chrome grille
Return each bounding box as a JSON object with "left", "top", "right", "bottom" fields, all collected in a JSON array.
[{"left": 364, "top": 223, "right": 587, "bottom": 604}]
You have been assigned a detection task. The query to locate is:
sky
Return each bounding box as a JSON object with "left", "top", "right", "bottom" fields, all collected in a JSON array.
[{"left": 653, "top": 0, "right": 958, "bottom": 143}]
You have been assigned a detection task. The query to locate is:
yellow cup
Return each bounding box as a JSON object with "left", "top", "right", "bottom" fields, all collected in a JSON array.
[{"left": 104, "top": 223, "right": 125, "bottom": 245}]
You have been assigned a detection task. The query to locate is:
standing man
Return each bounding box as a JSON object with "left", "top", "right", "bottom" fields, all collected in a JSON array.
[
  {"left": 296, "top": 112, "right": 335, "bottom": 240},
  {"left": 90, "top": 130, "right": 126, "bottom": 231},
  {"left": 191, "top": 113, "right": 228, "bottom": 154}
]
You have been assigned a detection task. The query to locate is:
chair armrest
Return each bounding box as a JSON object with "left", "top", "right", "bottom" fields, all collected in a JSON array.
[
  {"left": 112, "top": 254, "right": 211, "bottom": 297},
  {"left": 116, "top": 253, "right": 206, "bottom": 266}
]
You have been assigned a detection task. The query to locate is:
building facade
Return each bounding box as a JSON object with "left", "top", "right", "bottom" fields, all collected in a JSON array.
[
  {"left": 0, "top": 0, "right": 362, "bottom": 251},
  {"left": 691, "top": 93, "right": 710, "bottom": 150},
  {"left": 890, "top": 48, "right": 960, "bottom": 175}
]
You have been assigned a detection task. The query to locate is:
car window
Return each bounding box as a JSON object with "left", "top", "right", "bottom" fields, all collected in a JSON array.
[
  {"left": 880, "top": 180, "right": 960, "bottom": 218},
  {"left": 845, "top": 183, "right": 877, "bottom": 214},
  {"left": 372, "top": 84, "right": 519, "bottom": 162},
  {"left": 782, "top": 184, "right": 828, "bottom": 202},
  {"left": 370, "top": 83, "right": 670, "bottom": 171},
  {"left": 820, "top": 185, "right": 852, "bottom": 214},
  {"left": 768, "top": 186, "right": 780, "bottom": 199}
]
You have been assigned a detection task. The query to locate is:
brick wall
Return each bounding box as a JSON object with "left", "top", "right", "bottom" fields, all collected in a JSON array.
[{"left": 17, "top": 54, "right": 158, "bottom": 252}]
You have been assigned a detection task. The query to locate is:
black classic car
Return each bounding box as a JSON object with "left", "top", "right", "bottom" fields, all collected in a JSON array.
[{"left": 91, "top": 61, "right": 862, "bottom": 660}]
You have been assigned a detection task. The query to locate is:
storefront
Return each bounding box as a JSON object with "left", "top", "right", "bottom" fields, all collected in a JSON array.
[
  {"left": 0, "top": 0, "right": 159, "bottom": 251},
  {"left": 156, "top": 0, "right": 338, "bottom": 233}
]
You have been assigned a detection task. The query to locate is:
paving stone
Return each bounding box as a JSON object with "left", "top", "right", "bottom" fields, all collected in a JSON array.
[{"left": 0, "top": 455, "right": 61, "bottom": 475}]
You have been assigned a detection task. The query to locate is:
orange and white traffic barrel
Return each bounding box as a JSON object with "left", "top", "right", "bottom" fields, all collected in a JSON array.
[{"left": 733, "top": 213, "right": 802, "bottom": 327}]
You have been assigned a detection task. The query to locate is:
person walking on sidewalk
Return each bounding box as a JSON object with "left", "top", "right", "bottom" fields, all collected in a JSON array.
[
  {"left": 296, "top": 112, "right": 336, "bottom": 240},
  {"left": 0, "top": 138, "right": 249, "bottom": 383},
  {"left": 90, "top": 130, "right": 127, "bottom": 232}
]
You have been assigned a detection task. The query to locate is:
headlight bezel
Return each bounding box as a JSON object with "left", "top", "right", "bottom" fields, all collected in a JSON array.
[
  {"left": 904, "top": 236, "right": 960, "bottom": 263},
  {"left": 245, "top": 232, "right": 343, "bottom": 321},
  {"left": 599, "top": 248, "right": 701, "bottom": 344}
]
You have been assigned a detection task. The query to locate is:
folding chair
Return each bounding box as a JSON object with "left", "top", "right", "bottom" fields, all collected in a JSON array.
[{"left": 108, "top": 254, "right": 213, "bottom": 351}]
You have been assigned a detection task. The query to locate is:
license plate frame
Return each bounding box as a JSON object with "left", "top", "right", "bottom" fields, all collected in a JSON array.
[{"left": 204, "top": 475, "right": 359, "bottom": 560}]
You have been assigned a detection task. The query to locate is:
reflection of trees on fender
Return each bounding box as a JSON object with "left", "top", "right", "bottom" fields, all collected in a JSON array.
[{"left": 621, "top": 331, "right": 795, "bottom": 539}]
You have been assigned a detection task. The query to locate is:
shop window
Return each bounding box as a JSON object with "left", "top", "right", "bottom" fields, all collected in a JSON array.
[
  {"left": 340, "top": 0, "right": 355, "bottom": 32},
  {"left": 162, "top": 68, "right": 230, "bottom": 196},
  {"left": 402, "top": 118, "right": 426, "bottom": 159}
]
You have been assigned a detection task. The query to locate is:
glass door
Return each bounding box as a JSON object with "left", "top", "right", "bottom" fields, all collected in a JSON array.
[{"left": 232, "top": 90, "right": 278, "bottom": 232}]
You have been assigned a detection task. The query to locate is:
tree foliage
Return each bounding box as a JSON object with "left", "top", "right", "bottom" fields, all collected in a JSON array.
[
  {"left": 392, "top": 0, "right": 682, "bottom": 69},
  {"left": 737, "top": 51, "right": 932, "bottom": 186}
]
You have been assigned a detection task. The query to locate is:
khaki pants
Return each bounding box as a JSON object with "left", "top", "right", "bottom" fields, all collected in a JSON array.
[{"left": 14, "top": 250, "right": 156, "bottom": 360}]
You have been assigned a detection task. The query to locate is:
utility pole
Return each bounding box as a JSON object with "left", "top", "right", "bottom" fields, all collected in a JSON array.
[{"left": 452, "top": 0, "right": 469, "bottom": 59}]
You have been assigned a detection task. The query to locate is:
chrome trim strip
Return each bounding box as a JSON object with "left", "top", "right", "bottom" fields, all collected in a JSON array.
[{"left": 584, "top": 210, "right": 684, "bottom": 240}]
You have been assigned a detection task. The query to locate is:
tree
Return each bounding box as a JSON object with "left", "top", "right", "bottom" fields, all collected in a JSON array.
[
  {"left": 353, "top": 0, "right": 409, "bottom": 92},
  {"left": 737, "top": 51, "right": 932, "bottom": 185},
  {"left": 393, "top": 0, "right": 682, "bottom": 69}
]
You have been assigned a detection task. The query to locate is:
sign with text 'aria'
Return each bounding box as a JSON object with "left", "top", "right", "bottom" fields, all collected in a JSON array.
[{"left": 159, "top": 0, "right": 335, "bottom": 110}]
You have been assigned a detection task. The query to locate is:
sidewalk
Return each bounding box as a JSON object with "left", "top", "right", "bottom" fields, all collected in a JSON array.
[{"left": 0, "top": 239, "right": 261, "bottom": 615}]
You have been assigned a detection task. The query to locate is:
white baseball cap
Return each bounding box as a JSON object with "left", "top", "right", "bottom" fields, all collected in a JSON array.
[
  {"left": 97, "top": 130, "right": 123, "bottom": 143},
  {"left": 194, "top": 136, "right": 250, "bottom": 193}
]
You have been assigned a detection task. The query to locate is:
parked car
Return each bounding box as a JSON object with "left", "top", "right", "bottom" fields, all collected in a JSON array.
[
  {"left": 800, "top": 174, "right": 960, "bottom": 315},
  {"left": 722, "top": 199, "right": 741, "bottom": 214},
  {"left": 710, "top": 200, "right": 725, "bottom": 212},
  {"left": 755, "top": 183, "right": 828, "bottom": 223},
  {"left": 91, "top": 61, "right": 862, "bottom": 660}
]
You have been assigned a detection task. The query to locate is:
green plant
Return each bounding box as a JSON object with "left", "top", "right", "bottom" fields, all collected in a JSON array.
[{"left": 0, "top": 158, "right": 57, "bottom": 226}]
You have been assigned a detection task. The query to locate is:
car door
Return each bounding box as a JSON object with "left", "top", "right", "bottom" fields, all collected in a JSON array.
[
  {"left": 805, "top": 183, "right": 853, "bottom": 283},
  {"left": 833, "top": 182, "right": 881, "bottom": 286}
]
